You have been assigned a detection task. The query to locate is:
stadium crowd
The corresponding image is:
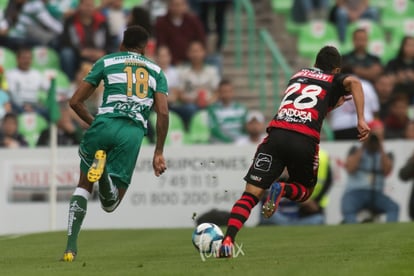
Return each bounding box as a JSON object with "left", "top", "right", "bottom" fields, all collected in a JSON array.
[
  {"left": 0, "top": 0, "right": 239, "bottom": 148},
  {"left": 0, "top": 0, "right": 413, "bottom": 147},
  {"left": 0, "top": 0, "right": 414, "bottom": 224}
]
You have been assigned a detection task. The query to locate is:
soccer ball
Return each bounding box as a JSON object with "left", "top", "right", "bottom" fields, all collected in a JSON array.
[{"left": 192, "top": 223, "right": 224, "bottom": 253}]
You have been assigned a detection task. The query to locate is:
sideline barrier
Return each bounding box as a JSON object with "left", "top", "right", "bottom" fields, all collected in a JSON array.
[{"left": 0, "top": 141, "right": 413, "bottom": 234}]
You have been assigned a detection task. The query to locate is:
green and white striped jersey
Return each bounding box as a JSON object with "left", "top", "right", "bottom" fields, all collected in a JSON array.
[
  {"left": 207, "top": 101, "right": 248, "bottom": 143},
  {"left": 47, "top": 0, "right": 78, "bottom": 20},
  {"left": 84, "top": 51, "right": 168, "bottom": 130},
  {"left": 9, "top": 0, "right": 62, "bottom": 38}
]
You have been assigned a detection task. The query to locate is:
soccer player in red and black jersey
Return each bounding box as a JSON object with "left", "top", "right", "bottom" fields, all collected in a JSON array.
[{"left": 218, "top": 46, "right": 371, "bottom": 258}]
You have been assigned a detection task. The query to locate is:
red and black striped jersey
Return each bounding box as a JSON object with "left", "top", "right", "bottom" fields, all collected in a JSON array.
[{"left": 268, "top": 68, "right": 350, "bottom": 143}]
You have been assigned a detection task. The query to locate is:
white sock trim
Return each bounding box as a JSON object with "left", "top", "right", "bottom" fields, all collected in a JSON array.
[{"left": 73, "top": 187, "right": 91, "bottom": 200}]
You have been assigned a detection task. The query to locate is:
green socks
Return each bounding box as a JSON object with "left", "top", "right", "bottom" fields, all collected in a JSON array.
[
  {"left": 65, "top": 188, "right": 90, "bottom": 253},
  {"left": 98, "top": 172, "right": 119, "bottom": 212},
  {"left": 65, "top": 174, "right": 120, "bottom": 254}
]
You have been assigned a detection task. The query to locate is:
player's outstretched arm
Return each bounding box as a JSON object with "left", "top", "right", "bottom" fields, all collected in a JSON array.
[
  {"left": 343, "top": 76, "right": 370, "bottom": 141},
  {"left": 152, "top": 92, "right": 169, "bottom": 176},
  {"left": 69, "top": 81, "right": 96, "bottom": 126}
]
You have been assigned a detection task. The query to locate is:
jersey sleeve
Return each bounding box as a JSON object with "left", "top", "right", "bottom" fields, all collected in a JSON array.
[
  {"left": 84, "top": 58, "right": 104, "bottom": 87},
  {"left": 333, "top": 73, "right": 350, "bottom": 95},
  {"left": 155, "top": 70, "right": 168, "bottom": 95},
  {"left": 329, "top": 73, "right": 351, "bottom": 108}
]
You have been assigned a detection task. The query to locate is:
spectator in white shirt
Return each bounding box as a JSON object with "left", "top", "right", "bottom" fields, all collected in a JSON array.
[
  {"left": 6, "top": 47, "right": 50, "bottom": 117},
  {"left": 172, "top": 40, "right": 220, "bottom": 128},
  {"left": 156, "top": 45, "right": 180, "bottom": 106},
  {"left": 235, "top": 110, "right": 267, "bottom": 146}
]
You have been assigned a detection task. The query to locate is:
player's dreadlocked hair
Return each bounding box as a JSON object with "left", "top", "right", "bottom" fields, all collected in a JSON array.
[
  {"left": 315, "top": 45, "right": 342, "bottom": 72},
  {"left": 122, "top": 25, "right": 149, "bottom": 50}
]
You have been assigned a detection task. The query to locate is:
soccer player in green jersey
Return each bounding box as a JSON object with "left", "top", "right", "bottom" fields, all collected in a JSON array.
[{"left": 61, "top": 25, "right": 169, "bottom": 262}]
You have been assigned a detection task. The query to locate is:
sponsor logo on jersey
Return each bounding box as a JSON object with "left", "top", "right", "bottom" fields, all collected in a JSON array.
[
  {"left": 277, "top": 108, "right": 312, "bottom": 123},
  {"left": 292, "top": 69, "right": 334, "bottom": 82},
  {"left": 124, "top": 59, "right": 146, "bottom": 67},
  {"left": 113, "top": 101, "right": 146, "bottom": 117}
]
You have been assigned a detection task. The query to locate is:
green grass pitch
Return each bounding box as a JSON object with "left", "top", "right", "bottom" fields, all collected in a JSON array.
[{"left": 1, "top": 223, "right": 414, "bottom": 276}]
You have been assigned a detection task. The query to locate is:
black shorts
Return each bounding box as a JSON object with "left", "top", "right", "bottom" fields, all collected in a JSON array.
[{"left": 244, "top": 128, "right": 319, "bottom": 190}]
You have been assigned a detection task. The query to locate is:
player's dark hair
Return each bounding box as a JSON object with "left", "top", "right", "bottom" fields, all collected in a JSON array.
[
  {"left": 187, "top": 40, "right": 206, "bottom": 51},
  {"left": 128, "top": 6, "right": 152, "bottom": 35},
  {"left": 218, "top": 79, "right": 232, "bottom": 87},
  {"left": 16, "top": 46, "right": 32, "bottom": 57},
  {"left": 396, "top": 36, "right": 414, "bottom": 60},
  {"left": 352, "top": 28, "right": 367, "bottom": 39},
  {"left": 389, "top": 91, "right": 409, "bottom": 106},
  {"left": 2, "top": 112, "right": 17, "bottom": 122},
  {"left": 122, "top": 25, "right": 149, "bottom": 50},
  {"left": 340, "top": 64, "right": 354, "bottom": 74},
  {"left": 315, "top": 46, "right": 342, "bottom": 72}
]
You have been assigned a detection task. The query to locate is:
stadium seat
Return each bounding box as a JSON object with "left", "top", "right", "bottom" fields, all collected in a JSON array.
[
  {"left": 187, "top": 110, "right": 210, "bottom": 144},
  {"left": 36, "top": 71, "right": 68, "bottom": 114},
  {"left": 31, "top": 47, "right": 61, "bottom": 71},
  {"left": 297, "top": 20, "right": 340, "bottom": 59},
  {"left": 370, "top": 0, "right": 387, "bottom": 10},
  {"left": 385, "top": 18, "right": 414, "bottom": 57},
  {"left": 0, "top": 0, "right": 8, "bottom": 9},
  {"left": 381, "top": 0, "right": 414, "bottom": 31},
  {"left": 271, "top": 0, "right": 293, "bottom": 15},
  {"left": 285, "top": 18, "right": 303, "bottom": 35},
  {"left": 380, "top": 47, "right": 397, "bottom": 64},
  {"left": 397, "top": 18, "right": 414, "bottom": 37},
  {"left": 383, "top": 25, "right": 412, "bottom": 63},
  {"left": 341, "top": 20, "right": 386, "bottom": 59},
  {"left": 40, "top": 69, "right": 71, "bottom": 102},
  {"left": 55, "top": 70, "right": 71, "bottom": 96},
  {"left": 0, "top": 47, "right": 17, "bottom": 70},
  {"left": 123, "top": 0, "right": 143, "bottom": 10},
  {"left": 18, "top": 112, "right": 49, "bottom": 148},
  {"left": 149, "top": 111, "right": 188, "bottom": 145},
  {"left": 344, "top": 20, "right": 385, "bottom": 44}
]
